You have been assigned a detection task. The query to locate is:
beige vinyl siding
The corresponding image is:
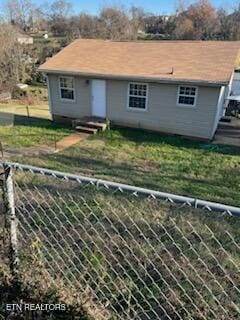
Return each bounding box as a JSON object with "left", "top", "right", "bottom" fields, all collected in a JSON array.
[
  {"left": 106, "top": 80, "right": 221, "bottom": 139},
  {"left": 48, "top": 73, "right": 221, "bottom": 139},
  {"left": 47, "top": 74, "right": 91, "bottom": 118}
]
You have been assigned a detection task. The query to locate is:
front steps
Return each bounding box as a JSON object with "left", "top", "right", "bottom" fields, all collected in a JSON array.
[{"left": 72, "top": 117, "right": 107, "bottom": 134}]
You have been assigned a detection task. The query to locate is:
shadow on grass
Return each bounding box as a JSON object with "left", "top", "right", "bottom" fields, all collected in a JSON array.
[
  {"left": 45, "top": 153, "right": 240, "bottom": 206},
  {"left": 0, "top": 277, "right": 90, "bottom": 320},
  {"left": 13, "top": 115, "right": 72, "bottom": 131},
  {"left": 103, "top": 127, "right": 240, "bottom": 156},
  {"left": 13, "top": 178, "right": 240, "bottom": 319}
]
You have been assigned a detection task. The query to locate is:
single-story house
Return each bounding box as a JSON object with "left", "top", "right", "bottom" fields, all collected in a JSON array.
[
  {"left": 0, "top": 90, "right": 11, "bottom": 101},
  {"left": 17, "top": 33, "right": 33, "bottom": 45},
  {"left": 39, "top": 39, "right": 240, "bottom": 140}
]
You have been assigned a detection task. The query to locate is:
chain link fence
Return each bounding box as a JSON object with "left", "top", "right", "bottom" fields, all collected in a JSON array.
[{"left": 1, "top": 161, "right": 240, "bottom": 319}]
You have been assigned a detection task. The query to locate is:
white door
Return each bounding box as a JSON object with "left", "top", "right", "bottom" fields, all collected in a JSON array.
[{"left": 91, "top": 80, "right": 106, "bottom": 118}]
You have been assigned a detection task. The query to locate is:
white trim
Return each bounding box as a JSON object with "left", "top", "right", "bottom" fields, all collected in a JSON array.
[
  {"left": 39, "top": 69, "right": 226, "bottom": 87},
  {"left": 58, "top": 76, "right": 76, "bottom": 102},
  {"left": 176, "top": 85, "right": 198, "bottom": 108},
  {"left": 46, "top": 75, "right": 53, "bottom": 120},
  {"left": 127, "top": 82, "right": 148, "bottom": 112}
]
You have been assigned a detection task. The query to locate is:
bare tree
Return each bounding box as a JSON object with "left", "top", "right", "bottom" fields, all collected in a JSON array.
[
  {"left": 47, "top": 0, "right": 72, "bottom": 35},
  {"left": 50, "top": 0, "right": 72, "bottom": 18},
  {"left": 130, "top": 6, "right": 146, "bottom": 39},
  {"left": 98, "top": 6, "right": 132, "bottom": 40},
  {"left": 4, "top": 0, "right": 36, "bottom": 30},
  {"left": 0, "top": 23, "right": 23, "bottom": 92},
  {"left": 217, "top": 8, "right": 232, "bottom": 40},
  {"left": 79, "top": 14, "right": 99, "bottom": 38},
  {"left": 226, "top": 4, "right": 240, "bottom": 40}
]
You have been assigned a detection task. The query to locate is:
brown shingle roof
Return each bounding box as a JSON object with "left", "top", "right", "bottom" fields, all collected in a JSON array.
[{"left": 39, "top": 39, "right": 240, "bottom": 85}]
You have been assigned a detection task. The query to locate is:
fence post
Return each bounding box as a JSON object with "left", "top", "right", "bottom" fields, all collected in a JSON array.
[
  {"left": 0, "top": 141, "right": 3, "bottom": 158},
  {"left": 53, "top": 135, "right": 55, "bottom": 150},
  {"left": 3, "top": 164, "right": 19, "bottom": 277},
  {"left": 26, "top": 105, "right": 30, "bottom": 118}
]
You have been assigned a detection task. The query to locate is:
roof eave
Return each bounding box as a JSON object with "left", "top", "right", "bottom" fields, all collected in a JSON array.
[{"left": 39, "top": 68, "right": 228, "bottom": 87}]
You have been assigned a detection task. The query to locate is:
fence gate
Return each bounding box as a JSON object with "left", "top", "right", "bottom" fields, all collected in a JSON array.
[{"left": 1, "top": 161, "right": 240, "bottom": 320}]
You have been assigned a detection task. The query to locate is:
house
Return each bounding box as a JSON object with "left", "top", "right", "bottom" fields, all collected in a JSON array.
[
  {"left": 17, "top": 33, "right": 33, "bottom": 45},
  {"left": 0, "top": 91, "right": 11, "bottom": 101},
  {"left": 39, "top": 39, "right": 240, "bottom": 140}
]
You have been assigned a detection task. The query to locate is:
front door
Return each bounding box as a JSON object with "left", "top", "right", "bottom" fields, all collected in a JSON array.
[{"left": 91, "top": 80, "right": 106, "bottom": 118}]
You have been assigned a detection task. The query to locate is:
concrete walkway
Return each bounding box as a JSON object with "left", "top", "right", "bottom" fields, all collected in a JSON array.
[
  {"left": 56, "top": 132, "right": 89, "bottom": 151},
  {"left": 214, "top": 118, "right": 240, "bottom": 147}
]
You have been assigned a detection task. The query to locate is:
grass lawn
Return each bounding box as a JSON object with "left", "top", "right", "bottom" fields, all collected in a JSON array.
[
  {"left": 12, "top": 158, "right": 240, "bottom": 319},
  {"left": 0, "top": 101, "right": 73, "bottom": 148},
  {"left": 9, "top": 127, "right": 240, "bottom": 207},
  {"left": 0, "top": 102, "right": 50, "bottom": 120},
  {"left": 0, "top": 114, "right": 73, "bottom": 148},
  {"left": 1, "top": 123, "right": 239, "bottom": 319}
]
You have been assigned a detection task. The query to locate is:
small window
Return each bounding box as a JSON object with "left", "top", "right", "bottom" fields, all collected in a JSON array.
[
  {"left": 59, "top": 77, "right": 75, "bottom": 101},
  {"left": 177, "top": 86, "right": 197, "bottom": 106},
  {"left": 128, "top": 83, "right": 148, "bottom": 110}
]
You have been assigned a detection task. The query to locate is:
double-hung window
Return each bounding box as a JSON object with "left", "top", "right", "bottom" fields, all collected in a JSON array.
[
  {"left": 128, "top": 83, "right": 148, "bottom": 110},
  {"left": 59, "top": 76, "right": 75, "bottom": 101},
  {"left": 177, "top": 86, "right": 197, "bottom": 107}
]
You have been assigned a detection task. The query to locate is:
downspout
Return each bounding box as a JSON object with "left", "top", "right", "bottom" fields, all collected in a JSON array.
[
  {"left": 223, "top": 70, "right": 235, "bottom": 115},
  {"left": 211, "top": 86, "right": 225, "bottom": 139},
  {"left": 46, "top": 74, "right": 53, "bottom": 121}
]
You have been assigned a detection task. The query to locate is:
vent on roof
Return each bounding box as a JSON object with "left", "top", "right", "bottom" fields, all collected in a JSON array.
[{"left": 152, "top": 67, "right": 174, "bottom": 75}]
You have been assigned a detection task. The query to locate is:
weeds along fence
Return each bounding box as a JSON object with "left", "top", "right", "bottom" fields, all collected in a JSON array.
[{"left": 0, "top": 161, "right": 240, "bottom": 320}]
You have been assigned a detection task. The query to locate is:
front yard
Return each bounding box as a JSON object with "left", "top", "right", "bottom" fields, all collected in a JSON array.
[
  {"left": 7, "top": 126, "right": 240, "bottom": 207},
  {"left": 0, "top": 116, "right": 72, "bottom": 149},
  {"left": 0, "top": 85, "right": 72, "bottom": 149},
  {"left": 1, "top": 117, "right": 240, "bottom": 319}
]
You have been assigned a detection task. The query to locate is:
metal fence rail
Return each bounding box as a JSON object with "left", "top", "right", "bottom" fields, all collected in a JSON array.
[{"left": 0, "top": 161, "right": 240, "bottom": 320}]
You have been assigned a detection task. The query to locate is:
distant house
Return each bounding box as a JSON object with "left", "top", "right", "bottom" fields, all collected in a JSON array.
[
  {"left": 0, "top": 91, "right": 11, "bottom": 101},
  {"left": 17, "top": 33, "right": 33, "bottom": 45},
  {"left": 39, "top": 39, "right": 240, "bottom": 140}
]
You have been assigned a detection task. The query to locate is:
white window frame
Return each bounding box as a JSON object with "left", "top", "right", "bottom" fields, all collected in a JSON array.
[
  {"left": 127, "top": 82, "right": 148, "bottom": 111},
  {"left": 59, "top": 76, "right": 75, "bottom": 102},
  {"left": 177, "top": 85, "right": 198, "bottom": 108}
]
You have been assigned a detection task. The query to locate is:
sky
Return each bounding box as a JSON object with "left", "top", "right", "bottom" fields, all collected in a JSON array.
[
  {"left": 0, "top": 0, "right": 238, "bottom": 15},
  {"left": 63, "top": 0, "right": 239, "bottom": 15}
]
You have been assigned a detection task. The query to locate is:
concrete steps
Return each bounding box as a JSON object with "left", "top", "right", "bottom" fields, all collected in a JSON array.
[
  {"left": 75, "top": 126, "right": 98, "bottom": 134},
  {"left": 72, "top": 117, "right": 107, "bottom": 134}
]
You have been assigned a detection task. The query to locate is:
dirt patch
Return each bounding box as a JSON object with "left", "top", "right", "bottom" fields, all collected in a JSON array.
[
  {"left": 56, "top": 133, "right": 89, "bottom": 151},
  {"left": 2, "top": 146, "right": 55, "bottom": 158}
]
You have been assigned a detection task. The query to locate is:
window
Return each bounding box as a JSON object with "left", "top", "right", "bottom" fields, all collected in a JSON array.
[
  {"left": 59, "top": 77, "right": 75, "bottom": 100},
  {"left": 177, "top": 86, "right": 197, "bottom": 106},
  {"left": 128, "top": 83, "right": 148, "bottom": 110}
]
